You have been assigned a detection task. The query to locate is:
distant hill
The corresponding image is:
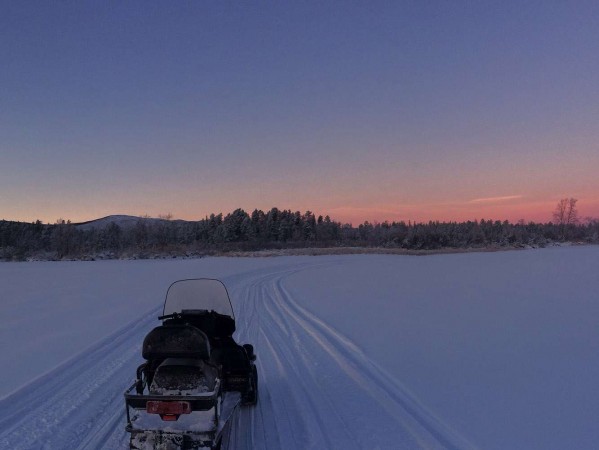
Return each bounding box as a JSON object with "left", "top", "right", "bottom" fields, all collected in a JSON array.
[{"left": 74, "top": 215, "right": 186, "bottom": 230}]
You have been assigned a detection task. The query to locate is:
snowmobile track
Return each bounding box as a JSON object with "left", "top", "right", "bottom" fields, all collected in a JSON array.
[
  {"left": 228, "top": 264, "right": 476, "bottom": 450},
  {"left": 1, "top": 262, "right": 474, "bottom": 450},
  {"left": 0, "top": 306, "right": 161, "bottom": 450}
]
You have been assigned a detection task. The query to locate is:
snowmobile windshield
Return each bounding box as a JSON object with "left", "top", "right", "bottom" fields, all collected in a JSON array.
[{"left": 163, "top": 279, "right": 235, "bottom": 319}]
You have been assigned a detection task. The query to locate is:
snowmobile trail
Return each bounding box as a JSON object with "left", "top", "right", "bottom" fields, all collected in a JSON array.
[
  {"left": 227, "top": 265, "right": 476, "bottom": 450},
  {"left": 0, "top": 306, "right": 161, "bottom": 450},
  {"left": 1, "top": 261, "right": 474, "bottom": 449}
]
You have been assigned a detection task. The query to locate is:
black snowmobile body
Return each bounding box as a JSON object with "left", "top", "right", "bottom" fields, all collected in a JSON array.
[{"left": 124, "top": 279, "right": 258, "bottom": 449}]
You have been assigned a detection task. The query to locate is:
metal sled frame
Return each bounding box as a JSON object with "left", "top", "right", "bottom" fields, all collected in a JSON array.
[{"left": 124, "top": 379, "right": 223, "bottom": 446}]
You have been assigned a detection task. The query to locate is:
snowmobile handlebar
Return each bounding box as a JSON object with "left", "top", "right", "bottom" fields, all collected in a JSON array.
[
  {"left": 158, "top": 310, "right": 212, "bottom": 321},
  {"left": 158, "top": 312, "right": 182, "bottom": 321}
]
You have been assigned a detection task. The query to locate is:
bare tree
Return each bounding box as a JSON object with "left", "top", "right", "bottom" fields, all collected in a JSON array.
[
  {"left": 553, "top": 198, "right": 579, "bottom": 225},
  {"left": 553, "top": 198, "right": 578, "bottom": 240}
]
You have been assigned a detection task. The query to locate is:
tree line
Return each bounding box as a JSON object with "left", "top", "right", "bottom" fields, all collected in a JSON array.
[{"left": 1, "top": 203, "right": 598, "bottom": 261}]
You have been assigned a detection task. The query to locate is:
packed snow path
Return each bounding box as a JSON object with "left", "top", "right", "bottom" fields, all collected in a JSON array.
[
  {"left": 0, "top": 261, "right": 472, "bottom": 450},
  {"left": 228, "top": 265, "right": 473, "bottom": 450}
]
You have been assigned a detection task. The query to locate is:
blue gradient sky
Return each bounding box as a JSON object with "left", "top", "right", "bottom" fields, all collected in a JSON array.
[{"left": 2, "top": 1, "right": 598, "bottom": 224}]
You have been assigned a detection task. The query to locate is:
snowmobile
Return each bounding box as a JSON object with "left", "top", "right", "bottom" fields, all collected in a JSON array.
[{"left": 124, "top": 279, "right": 258, "bottom": 449}]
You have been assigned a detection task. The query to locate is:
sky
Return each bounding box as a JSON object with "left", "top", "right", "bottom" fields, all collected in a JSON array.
[{"left": 1, "top": 1, "right": 598, "bottom": 225}]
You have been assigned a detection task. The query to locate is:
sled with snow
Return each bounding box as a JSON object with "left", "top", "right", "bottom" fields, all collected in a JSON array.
[{"left": 124, "top": 279, "right": 258, "bottom": 449}]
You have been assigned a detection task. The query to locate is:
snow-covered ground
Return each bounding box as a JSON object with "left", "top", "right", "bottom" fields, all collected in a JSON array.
[{"left": 1, "top": 246, "right": 598, "bottom": 449}]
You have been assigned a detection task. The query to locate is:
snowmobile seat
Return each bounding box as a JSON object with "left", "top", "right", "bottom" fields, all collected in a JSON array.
[
  {"left": 177, "top": 311, "right": 236, "bottom": 339},
  {"left": 142, "top": 324, "right": 211, "bottom": 361},
  {"left": 149, "top": 358, "right": 219, "bottom": 395}
]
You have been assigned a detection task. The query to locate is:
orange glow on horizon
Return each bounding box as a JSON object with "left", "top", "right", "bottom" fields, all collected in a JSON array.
[
  {"left": 4, "top": 197, "right": 599, "bottom": 227},
  {"left": 327, "top": 197, "right": 599, "bottom": 225}
]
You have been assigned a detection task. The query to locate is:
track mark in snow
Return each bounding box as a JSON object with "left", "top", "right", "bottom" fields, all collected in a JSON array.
[
  {"left": 1, "top": 261, "right": 476, "bottom": 450},
  {"left": 228, "top": 265, "right": 477, "bottom": 450},
  {"left": 0, "top": 306, "right": 160, "bottom": 450}
]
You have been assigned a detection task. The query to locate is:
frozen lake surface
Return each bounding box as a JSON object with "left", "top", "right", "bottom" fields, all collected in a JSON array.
[{"left": 1, "top": 246, "right": 598, "bottom": 449}]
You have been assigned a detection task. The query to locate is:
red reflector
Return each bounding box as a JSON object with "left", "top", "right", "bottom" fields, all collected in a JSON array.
[
  {"left": 160, "top": 414, "right": 178, "bottom": 421},
  {"left": 146, "top": 401, "right": 192, "bottom": 415}
]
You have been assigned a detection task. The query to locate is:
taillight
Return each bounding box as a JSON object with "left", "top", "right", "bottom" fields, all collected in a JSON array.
[
  {"left": 160, "top": 414, "right": 178, "bottom": 421},
  {"left": 146, "top": 401, "right": 191, "bottom": 421}
]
